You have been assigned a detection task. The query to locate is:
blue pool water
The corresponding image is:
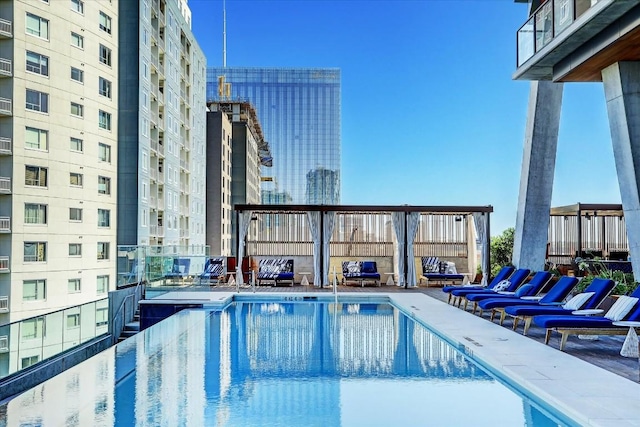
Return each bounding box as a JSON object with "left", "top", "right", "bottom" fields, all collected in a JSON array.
[{"left": 0, "top": 300, "right": 572, "bottom": 426}]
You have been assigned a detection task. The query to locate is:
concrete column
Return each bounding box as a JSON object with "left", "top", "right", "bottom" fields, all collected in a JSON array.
[
  {"left": 513, "top": 81, "right": 564, "bottom": 271},
  {"left": 602, "top": 62, "right": 640, "bottom": 282}
]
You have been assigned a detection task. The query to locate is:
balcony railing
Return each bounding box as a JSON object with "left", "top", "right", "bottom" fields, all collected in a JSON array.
[
  {"left": 0, "top": 256, "right": 8, "bottom": 272},
  {"left": 0, "top": 18, "right": 12, "bottom": 38},
  {"left": 0, "top": 176, "right": 11, "bottom": 193},
  {"left": 0, "top": 136, "right": 11, "bottom": 155},
  {"left": 0, "top": 296, "right": 7, "bottom": 312},
  {"left": 517, "top": 0, "right": 602, "bottom": 67},
  {"left": 0, "top": 97, "right": 11, "bottom": 116},
  {"left": 0, "top": 216, "right": 9, "bottom": 232},
  {"left": 0, "top": 57, "right": 11, "bottom": 77}
]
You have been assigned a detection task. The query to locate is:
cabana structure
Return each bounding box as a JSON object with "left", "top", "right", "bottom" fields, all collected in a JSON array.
[
  {"left": 548, "top": 203, "right": 630, "bottom": 272},
  {"left": 234, "top": 205, "right": 493, "bottom": 288}
]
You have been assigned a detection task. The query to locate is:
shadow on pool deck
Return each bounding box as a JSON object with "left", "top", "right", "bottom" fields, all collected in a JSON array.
[{"left": 197, "top": 282, "right": 640, "bottom": 383}]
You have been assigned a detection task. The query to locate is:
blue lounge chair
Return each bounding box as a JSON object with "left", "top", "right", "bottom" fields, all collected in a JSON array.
[
  {"left": 197, "top": 257, "right": 225, "bottom": 285},
  {"left": 442, "top": 266, "right": 515, "bottom": 304},
  {"left": 467, "top": 271, "right": 552, "bottom": 315},
  {"left": 452, "top": 268, "right": 531, "bottom": 311},
  {"left": 533, "top": 287, "right": 640, "bottom": 350},
  {"left": 479, "top": 275, "right": 579, "bottom": 324},
  {"left": 504, "top": 277, "right": 615, "bottom": 335}
]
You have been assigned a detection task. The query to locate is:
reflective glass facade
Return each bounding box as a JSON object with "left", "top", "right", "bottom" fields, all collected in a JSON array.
[{"left": 206, "top": 68, "right": 341, "bottom": 204}]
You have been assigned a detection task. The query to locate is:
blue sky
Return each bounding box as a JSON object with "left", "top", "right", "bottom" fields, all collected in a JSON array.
[{"left": 188, "top": 0, "right": 619, "bottom": 235}]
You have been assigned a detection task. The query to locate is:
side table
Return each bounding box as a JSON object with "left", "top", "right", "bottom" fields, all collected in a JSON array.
[
  {"left": 572, "top": 309, "right": 604, "bottom": 340},
  {"left": 612, "top": 321, "right": 640, "bottom": 358},
  {"left": 383, "top": 272, "right": 395, "bottom": 286},
  {"left": 299, "top": 272, "right": 311, "bottom": 286}
]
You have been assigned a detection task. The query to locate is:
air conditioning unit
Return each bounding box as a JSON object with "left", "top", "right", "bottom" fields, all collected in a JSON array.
[
  {"left": 0, "top": 335, "right": 8, "bottom": 352},
  {"left": 0, "top": 296, "right": 7, "bottom": 312}
]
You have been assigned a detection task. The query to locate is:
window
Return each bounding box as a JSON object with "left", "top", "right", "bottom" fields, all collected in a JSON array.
[
  {"left": 26, "top": 89, "right": 49, "bottom": 113},
  {"left": 96, "top": 275, "right": 109, "bottom": 294},
  {"left": 24, "top": 242, "right": 47, "bottom": 262},
  {"left": 98, "top": 176, "right": 111, "bottom": 194},
  {"left": 69, "top": 244, "right": 82, "bottom": 257},
  {"left": 23, "top": 279, "right": 46, "bottom": 301},
  {"left": 70, "top": 102, "right": 84, "bottom": 118},
  {"left": 98, "top": 143, "right": 111, "bottom": 163},
  {"left": 68, "top": 278, "right": 81, "bottom": 293},
  {"left": 26, "top": 51, "right": 49, "bottom": 76},
  {"left": 24, "top": 203, "right": 47, "bottom": 224},
  {"left": 70, "top": 67, "right": 84, "bottom": 83},
  {"left": 22, "top": 318, "right": 44, "bottom": 340},
  {"left": 25, "top": 165, "right": 48, "bottom": 187},
  {"left": 97, "top": 209, "right": 110, "bottom": 227},
  {"left": 99, "top": 11, "right": 112, "bottom": 34},
  {"left": 98, "top": 110, "right": 111, "bottom": 130},
  {"left": 71, "top": 0, "right": 84, "bottom": 14},
  {"left": 69, "top": 172, "right": 83, "bottom": 187},
  {"left": 21, "top": 356, "right": 40, "bottom": 369},
  {"left": 25, "top": 127, "right": 48, "bottom": 150},
  {"left": 70, "top": 137, "right": 83, "bottom": 152},
  {"left": 98, "top": 77, "right": 112, "bottom": 99},
  {"left": 69, "top": 208, "right": 83, "bottom": 222},
  {"left": 71, "top": 32, "right": 84, "bottom": 49},
  {"left": 99, "top": 44, "right": 112, "bottom": 66},
  {"left": 26, "top": 13, "right": 49, "bottom": 40},
  {"left": 66, "top": 313, "right": 80, "bottom": 328},
  {"left": 96, "top": 308, "right": 108, "bottom": 326},
  {"left": 97, "top": 242, "right": 109, "bottom": 260}
]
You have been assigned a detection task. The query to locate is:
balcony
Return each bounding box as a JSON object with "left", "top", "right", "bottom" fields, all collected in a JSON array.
[
  {"left": 0, "top": 136, "right": 11, "bottom": 155},
  {"left": 0, "top": 176, "right": 10, "bottom": 194},
  {"left": 515, "top": 0, "right": 640, "bottom": 82},
  {"left": 0, "top": 97, "right": 11, "bottom": 116},
  {"left": 0, "top": 57, "right": 11, "bottom": 77},
  {"left": 0, "top": 256, "right": 8, "bottom": 272},
  {"left": 0, "top": 296, "right": 7, "bottom": 312},
  {"left": 0, "top": 216, "right": 9, "bottom": 232},
  {"left": 0, "top": 18, "right": 12, "bottom": 38}
]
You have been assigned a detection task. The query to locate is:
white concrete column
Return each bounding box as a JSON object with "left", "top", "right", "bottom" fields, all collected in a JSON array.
[
  {"left": 603, "top": 62, "right": 640, "bottom": 282},
  {"left": 513, "top": 80, "right": 564, "bottom": 271}
]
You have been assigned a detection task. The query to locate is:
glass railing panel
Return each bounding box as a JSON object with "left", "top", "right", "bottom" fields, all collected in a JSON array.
[
  {"left": 554, "top": 0, "right": 575, "bottom": 36},
  {"left": 63, "top": 306, "right": 82, "bottom": 351},
  {"left": 517, "top": 16, "right": 535, "bottom": 66},
  {"left": 42, "top": 311, "right": 64, "bottom": 360},
  {"left": 535, "top": 1, "right": 554, "bottom": 52},
  {"left": 17, "top": 316, "right": 45, "bottom": 371},
  {"left": 95, "top": 299, "right": 109, "bottom": 336},
  {"left": 576, "top": 0, "right": 596, "bottom": 19},
  {"left": 80, "top": 302, "right": 98, "bottom": 343}
]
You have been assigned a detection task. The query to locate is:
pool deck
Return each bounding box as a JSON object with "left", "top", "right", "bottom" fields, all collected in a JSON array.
[{"left": 169, "top": 282, "right": 640, "bottom": 426}]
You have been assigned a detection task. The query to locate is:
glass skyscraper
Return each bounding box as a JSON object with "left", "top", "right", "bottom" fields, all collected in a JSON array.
[{"left": 206, "top": 68, "right": 341, "bottom": 204}]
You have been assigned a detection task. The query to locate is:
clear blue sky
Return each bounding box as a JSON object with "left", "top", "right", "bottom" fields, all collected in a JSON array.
[{"left": 188, "top": 0, "right": 619, "bottom": 236}]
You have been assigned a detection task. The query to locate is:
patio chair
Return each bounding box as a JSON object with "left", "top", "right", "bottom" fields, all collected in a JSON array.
[
  {"left": 466, "top": 270, "right": 552, "bottom": 315},
  {"left": 197, "top": 257, "right": 225, "bottom": 285},
  {"left": 442, "top": 265, "right": 515, "bottom": 304},
  {"left": 478, "top": 275, "right": 579, "bottom": 324},
  {"left": 504, "top": 277, "right": 615, "bottom": 335},
  {"left": 450, "top": 268, "right": 531, "bottom": 310},
  {"left": 533, "top": 288, "right": 640, "bottom": 350}
]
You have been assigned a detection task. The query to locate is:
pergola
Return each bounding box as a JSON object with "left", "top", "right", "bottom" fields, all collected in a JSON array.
[{"left": 234, "top": 204, "right": 493, "bottom": 288}]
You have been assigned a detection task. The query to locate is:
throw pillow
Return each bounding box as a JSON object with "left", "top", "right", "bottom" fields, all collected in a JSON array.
[
  {"left": 562, "top": 292, "right": 595, "bottom": 311},
  {"left": 514, "top": 284, "right": 535, "bottom": 298},
  {"left": 492, "top": 280, "right": 511, "bottom": 292},
  {"left": 605, "top": 296, "right": 639, "bottom": 321}
]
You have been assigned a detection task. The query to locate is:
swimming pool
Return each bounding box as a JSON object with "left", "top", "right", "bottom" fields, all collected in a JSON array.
[{"left": 0, "top": 296, "right": 574, "bottom": 426}]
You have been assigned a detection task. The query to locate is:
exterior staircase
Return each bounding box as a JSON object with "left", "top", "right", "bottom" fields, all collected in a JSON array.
[{"left": 117, "top": 308, "right": 140, "bottom": 343}]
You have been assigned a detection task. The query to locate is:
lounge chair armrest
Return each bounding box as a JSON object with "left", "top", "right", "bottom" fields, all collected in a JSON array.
[
  {"left": 497, "top": 291, "right": 516, "bottom": 295},
  {"left": 521, "top": 296, "right": 543, "bottom": 301}
]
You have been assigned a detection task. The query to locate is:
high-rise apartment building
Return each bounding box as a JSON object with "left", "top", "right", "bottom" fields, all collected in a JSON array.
[
  {"left": 205, "top": 101, "right": 270, "bottom": 256},
  {"left": 0, "top": 0, "right": 119, "bottom": 323},
  {"left": 118, "top": 0, "right": 207, "bottom": 250},
  {"left": 206, "top": 67, "right": 341, "bottom": 205}
]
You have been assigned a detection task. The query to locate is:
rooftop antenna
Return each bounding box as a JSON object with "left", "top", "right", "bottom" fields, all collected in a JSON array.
[{"left": 222, "top": 0, "right": 227, "bottom": 67}]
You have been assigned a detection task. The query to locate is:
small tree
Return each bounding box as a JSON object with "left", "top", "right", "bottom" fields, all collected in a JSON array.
[{"left": 490, "top": 227, "right": 515, "bottom": 277}]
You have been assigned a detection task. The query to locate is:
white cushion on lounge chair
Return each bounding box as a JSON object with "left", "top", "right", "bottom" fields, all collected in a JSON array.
[
  {"left": 605, "top": 296, "right": 639, "bottom": 321},
  {"left": 492, "top": 280, "right": 511, "bottom": 292},
  {"left": 562, "top": 292, "right": 595, "bottom": 311}
]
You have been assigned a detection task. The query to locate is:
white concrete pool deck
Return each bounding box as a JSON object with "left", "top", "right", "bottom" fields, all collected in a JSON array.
[{"left": 153, "top": 290, "right": 640, "bottom": 427}]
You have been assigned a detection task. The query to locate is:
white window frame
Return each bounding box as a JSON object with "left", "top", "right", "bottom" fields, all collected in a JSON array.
[
  {"left": 99, "top": 11, "right": 112, "bottom": 34},
  {"left": 24, "top": 203, "right": 47, "bottom": 224},
  {"left": 97, "top": 209, "right": 110, "bottom": 227},
  {"left": 71, "top": 67, "right": 84, "bottom": 83},
  {"left": 70, "top": 137, "right": 83, "bottom": 152},
  {"left": 68, "top": 278, "right": 81, "bottom": 292},
  {"left": 26, "top": 51, "right": 49, "bottom": 76},
  {"left": 23, "top": 279, "right": 46, "bottom": 301},
  {"left": 70, "top": 102, "right": 84, "bottom": 118},
  {"left": 70, "top": 172, "right": 83, "bottom": 187},
  {"left": 26, "top": 89, "right": 49, "bottom": 113},
  {"left": 24, "top": 242, "right": 47, "bottom": 262},
  {"left": 26, "top": 13, "right": 49, "bottom": 40},
  {"left": 25, "top": 127, "right": 48, "bottom": 150},
  {"left": 71, "top": 31, "right": 84, "bottom": 49},
  {"left": 69, "top": 208, "right": 83, "bottom": 222},
  {"left": 68, "top": 244, "right": 82, "bottom": 257},
  {"left": 97, "top": 242, "right": 110, "bottom": 260}
]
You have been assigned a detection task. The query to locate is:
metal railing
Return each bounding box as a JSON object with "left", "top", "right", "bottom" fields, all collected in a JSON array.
[
  {"left": 0, "top": 177, "right": 11, "bottom": 193},
  {"left": 0, "top": 216, "right": 9, "bottom": 232},
  {"left": 0, "top": 256, "right": 8, "bottom": 272},
  {"left": 0, "top": 97, "right": 11, "bottom": 115},
  {"left": 0, "top": 136, "right": 11, "bottom": 154},
  {"left": 0, "top": 18, "right": 12, "bottom": 38},
  {"left": 0, "top": 298, "right": 109, "bottom": 380},
  {"left": 0, "top": 57, "right": 11, "bottom": 76}
]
